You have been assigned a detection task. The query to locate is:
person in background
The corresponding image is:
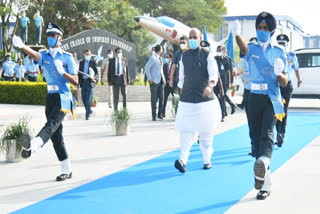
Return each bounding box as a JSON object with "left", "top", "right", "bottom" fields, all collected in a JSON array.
[
  {"left": 20, "top": 12, "right": 30, "bottom": 44},
  {"left": 275, "top": 34, "right": 302, "bottom": 147},
  {"left": 162, "top": 52, "right": 174, "bottom": 118},
  {"left": 235, "top": 37, "right": 257, "bottom": 156},
  {"left": 221, "top": 46, "right": 237, "bottom": 115},
  {"left": 25, "top": 55, "right": 40, "bottom": 82},
  {"left": 1, "top": 53, "right": 15, "bottom": 81},
  {"left": 169, "top": 36, "right": 188, "bottom": 94},
  {"left": 78, "top": 49, "right": 98, "bottom": 120},
  {"left": 13, "top": 58, "right": 26, "bottom": 81},
  {"left": 145, "top": 44, "right": 165, "bottom": 121},
  {"left": 101, "top": 49, "right": 114, "bottom": 108},
  {"left": 33, "top": 10, "right": 44, "bottom": 45},
  {"left": 108, "top": 47, "right": 130, "bottom": 111}
]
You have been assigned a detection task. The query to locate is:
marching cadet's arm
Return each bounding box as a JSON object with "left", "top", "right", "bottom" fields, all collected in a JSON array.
[
  {"left": 295, "top": 68, "right": 302, "bottom": 87},
  {"left": 64, "top": 73, "right": 78, "bottom": 86},
  {"left": 274, "top": 58, "right": 288, "bottom": 87},
  {"left": 235, "top": 36, "right": 248, "bottom": 57},
  {"left": 12, "top": 35, "right": 41, "bottom": 61},
  {"left": 232, "top": 20, "right": 248, "bottom": 57}
]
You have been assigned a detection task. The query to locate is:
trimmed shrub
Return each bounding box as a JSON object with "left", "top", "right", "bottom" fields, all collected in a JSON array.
[{"left": 0, "top": 82, "right": 47, "bottom": 105}]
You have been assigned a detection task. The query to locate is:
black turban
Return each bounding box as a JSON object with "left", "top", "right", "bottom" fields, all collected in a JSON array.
[{"left": 255, "top": 11, "right": 276, "bottom": 36}]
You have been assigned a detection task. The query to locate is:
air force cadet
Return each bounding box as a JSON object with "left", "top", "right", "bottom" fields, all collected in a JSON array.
[
  {"left": 275, "top": 34, "right": 302, "bottom": 147},
  {"left": 233, "top": 12, "right": 288, "bottom": 200},
  {"left": 174, "top": 28, "right": 221, "bottom": 173},
  {"left": 12, "top": 23, "right": 78, "bottom": 181}
]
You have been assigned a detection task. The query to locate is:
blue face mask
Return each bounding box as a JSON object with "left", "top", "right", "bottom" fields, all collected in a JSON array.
[
  {"left": 163, "top": 58, "right": 169, "bottom": 63},
  {"left": 256, "top": 30, "right": 271, "bottom": 42},
  {"left": 6, "top": 57, "right": 11, "bottom": 61},
  {"left": 85, "top": 55, "right": 91, "bottom": 61},
  {"left": 47, "top": 37, "right": 58, "bottom": 48},
  {"left": 189, "top": 39, "right": 198, "bottom": 49}
]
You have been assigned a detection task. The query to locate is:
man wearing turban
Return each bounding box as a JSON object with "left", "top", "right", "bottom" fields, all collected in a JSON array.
[{"left": 232, "top": 12, "right": 288, "bottom": 200}]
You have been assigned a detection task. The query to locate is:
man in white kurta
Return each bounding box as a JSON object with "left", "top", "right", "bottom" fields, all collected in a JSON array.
[{"left": 174, "top": 28, "right": 221, "bottom": 173}]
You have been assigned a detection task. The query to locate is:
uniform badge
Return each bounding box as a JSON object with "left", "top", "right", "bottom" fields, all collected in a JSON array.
[
  {"left": 280, "top": 35, "right": 284, "bottom": 40},
  {"left": 252, "top": 54, "right": 259, "bottom": 59},
  {"left": 261, "top": 12, "right": 268, "bottom": 17},
  {"left": 48, "top": 23, "right": 53, "bottom": 29},
  {"left": 44, "top": 60, "right": 50, "bottom": 64}
]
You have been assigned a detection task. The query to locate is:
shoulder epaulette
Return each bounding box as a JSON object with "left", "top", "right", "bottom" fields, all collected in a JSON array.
[
  {"left": 275, "top": 44, "right": 285, "bottom": 50},
  {"left": 39, "top": 49, "right": 48, "bottom": 53},
  {"left": 62, "top": 51, "right": 72, "bottom": 56}
]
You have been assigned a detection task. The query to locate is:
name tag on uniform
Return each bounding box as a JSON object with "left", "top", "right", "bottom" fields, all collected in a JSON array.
[
  {"left": 44, "top": 60, "right": 50, "bottom": 64},
  {"left": 252, "top": 54, "right": 259, "bottom": 59},
  {"left": 221, "top": 64, "right": 224, "bottom": 70}
]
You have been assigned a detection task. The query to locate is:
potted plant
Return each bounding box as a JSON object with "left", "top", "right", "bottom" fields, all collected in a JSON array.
[
  {"left": 91, "top": 95, "right": 98, "bottom": 107},
  {"left": 231, "top": 85, "right": 236, "bottom": 97},
  {"left": 110, "top": 108, "right": 131, "bottom": 136},
  {"left": 171, "top": 93, "right": 180, "bottom": 119},
  {"left": 0, "top": 116, "right": 32, "bottom": 162}
]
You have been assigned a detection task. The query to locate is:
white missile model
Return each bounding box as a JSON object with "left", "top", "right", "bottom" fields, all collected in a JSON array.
[{"left": 134, "top": 15, "right": 218, "bottom": 50}]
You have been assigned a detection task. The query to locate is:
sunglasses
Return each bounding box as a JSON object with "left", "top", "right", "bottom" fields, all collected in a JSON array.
[
  {"left": 180, "top": 42, "right": 186, "bottom": 44},
  {"left": 189, "top": 36, "right": 198, "bottom": 40}
]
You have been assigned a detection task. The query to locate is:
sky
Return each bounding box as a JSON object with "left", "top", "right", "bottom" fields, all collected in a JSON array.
[{"left": 225, "top": 0, "right": 320, "bottom": 35}]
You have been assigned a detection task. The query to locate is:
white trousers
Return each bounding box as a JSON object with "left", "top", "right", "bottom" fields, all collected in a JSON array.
[
  {"left": 108, "top": 85, "right": 113, "bottom": 107},
  {"left": 179, "top": 131, "right": 214, "bottom": 165}
]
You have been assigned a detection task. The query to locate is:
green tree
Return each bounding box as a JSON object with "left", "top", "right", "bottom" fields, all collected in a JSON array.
[
  {"left": 0, "top": 0, "right": 28, "bottom": 55},
  {"left": 92, "top": 0, "right": 156, "bottom": 72}
]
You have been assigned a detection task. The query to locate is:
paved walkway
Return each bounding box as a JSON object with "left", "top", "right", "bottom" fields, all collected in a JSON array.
[{"left": 0, "top": 96, "right": 319, "bottom": 214}]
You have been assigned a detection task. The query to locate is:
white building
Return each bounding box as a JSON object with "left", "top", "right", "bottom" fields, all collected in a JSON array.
[{"left": 214, "top": 15, "right": 308, "bottom": 51}]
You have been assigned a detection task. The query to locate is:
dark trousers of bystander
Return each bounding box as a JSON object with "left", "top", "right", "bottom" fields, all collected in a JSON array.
[
  {"left": 276, "top": 81, "right": 293, "bottom": 140},
  {"left": 81, "top": 79, "right": 93, "bottom": 119},
  {"left": 113, "top": 75, "right": 127, "bottom": 111},
  {"left": 150, "top": 82, "right": 163, "bottom": 119},
  {"left": 162, "top": 84, "right": 174, "bottom": 117}
]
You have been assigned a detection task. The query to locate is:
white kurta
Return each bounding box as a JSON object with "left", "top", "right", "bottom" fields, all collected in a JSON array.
[{"left": 175, "top": 51, "right": 222, "bottom": 133}]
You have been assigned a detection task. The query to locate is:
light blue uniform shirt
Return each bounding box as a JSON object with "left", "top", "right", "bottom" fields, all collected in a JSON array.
[
  {"left": 26, "top": 61, "right": 39, "bottom": 77},
  {"left": 20, "top": 16, "right": 29, "bottom": 27},
  {"left": 237, "top": 59, "right": 251, "bottom": 90},
  {"left": 34, "top": 16, "right": 43, "bottom": 27},
  {"left": 285, "top": 52, "right": 299, "bottom": 81},
  {"left": 2, "top": 60, "right": 16, "bottom": 76},
  {"left": 14, "top": 65, "right": 26, "bottom": 78},
  {"left": 242, "top": 43, "right": 287, "bottom": 94},
  {"left": 83, "top": 60, "right": 89, "bottom": 79},
  {"left": 37, "top": 48, "right": 76, "bottom": 94}
]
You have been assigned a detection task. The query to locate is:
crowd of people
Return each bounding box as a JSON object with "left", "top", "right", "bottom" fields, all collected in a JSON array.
[{"left": 6, "top": 10, "right": 303, "bottom": 202}]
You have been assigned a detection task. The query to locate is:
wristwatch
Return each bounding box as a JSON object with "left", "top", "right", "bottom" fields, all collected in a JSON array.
[{"left": 298, "top": 80, "right": 302, "bottom": 84}]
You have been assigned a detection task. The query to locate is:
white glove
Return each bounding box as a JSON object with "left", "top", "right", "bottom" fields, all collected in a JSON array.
[
  {"left": 54, "top": 60, "right": 66, "bottom": 75},
  {"left": 89, "top": 68, "right": 95, "bottom": 78},
  {"left": 231, "top": 20, "right": 241, "bottom": 36},
  {"left": 274, "top": 58, "right": 284, "bottom": 76},
  {"left": 12, "top": 35, "right": 24, "bottom": 48}
]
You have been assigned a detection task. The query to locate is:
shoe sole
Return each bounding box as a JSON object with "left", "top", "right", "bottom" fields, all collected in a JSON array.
[
  {"left": 21, "top": 132, "right": 31, "bottom": 159},
  {"left": 175, "top": 160, "right": 186, "bottom": 173},
  {"left": 254, "top": 159, "right": 266, "bottom": 190}
]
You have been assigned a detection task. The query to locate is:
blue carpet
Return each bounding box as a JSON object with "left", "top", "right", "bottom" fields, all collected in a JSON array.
[{"left": 11, "top": 112, "right": 320, "bottom": 214}]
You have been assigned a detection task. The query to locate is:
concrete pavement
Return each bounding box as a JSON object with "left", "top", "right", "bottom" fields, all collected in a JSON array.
[{"left": 0, "top": 96, "right": 319, "bottom": 214}]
